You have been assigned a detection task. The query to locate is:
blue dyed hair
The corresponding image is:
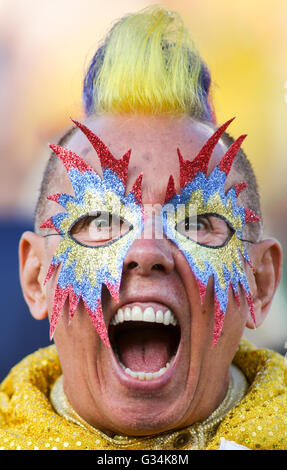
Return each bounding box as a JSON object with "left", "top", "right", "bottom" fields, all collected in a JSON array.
[{"left": 82, "top": 7, "right": 215, "bottom": 122}]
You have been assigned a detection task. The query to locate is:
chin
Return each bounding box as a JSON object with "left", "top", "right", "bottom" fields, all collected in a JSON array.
[{"left": 100, "top": 402, "right": 184, "bottom": 437}]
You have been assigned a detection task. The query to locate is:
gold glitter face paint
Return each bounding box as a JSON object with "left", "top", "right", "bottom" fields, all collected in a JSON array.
[
  {"left": 41, "top": 119, "right": 259, "bottom": 347},
  {"left": 162, "top": 119, "right": 260, "bottom": 344},
  {"left": 41, "top": 121, "right": 144, "bottom": 345}
]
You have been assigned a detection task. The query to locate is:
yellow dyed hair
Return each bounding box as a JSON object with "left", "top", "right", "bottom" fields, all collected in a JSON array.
[{"left": 84, "top": 6, "right": 210, "bottom": 117}]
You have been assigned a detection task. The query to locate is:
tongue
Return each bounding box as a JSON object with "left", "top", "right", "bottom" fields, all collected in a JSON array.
[{"left": 116, "top": 326, "right": 173, "bottom": 373}]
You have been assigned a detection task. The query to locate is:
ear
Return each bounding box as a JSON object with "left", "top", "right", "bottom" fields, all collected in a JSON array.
[
  {"left": 19, "top": 231, "right": 48, "bottom": 320},
  {"left": 246, "top": 238, "right": 282, "bottom": 329}
]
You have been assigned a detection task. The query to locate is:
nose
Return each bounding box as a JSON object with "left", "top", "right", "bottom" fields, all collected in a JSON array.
[{"left": 123, "top": 237, "right": 175, "bottom": 276}]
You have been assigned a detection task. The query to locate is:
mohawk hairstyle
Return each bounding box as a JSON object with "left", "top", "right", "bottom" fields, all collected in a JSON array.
[{"left": 83, "top": 5, "right": 214, "bottom": 121}]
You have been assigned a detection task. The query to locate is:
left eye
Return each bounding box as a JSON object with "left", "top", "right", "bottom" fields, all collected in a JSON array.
[
  {"left": 69, "top": 211, "right": 133, "bottom": 247},
  {"left": 176, "top": 214, "right": 234, "bottom": 248}
]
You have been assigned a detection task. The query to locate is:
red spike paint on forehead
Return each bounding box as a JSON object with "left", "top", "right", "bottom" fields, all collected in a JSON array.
[
  {"left": 72, "top": 119, "right": 131, "bottom": 186},
  {"left": 164, "top": 175, "right": 176, "bottom": 203},
  {"left": 49, "top": 145, "right": 96, "bottom": 174},
  {"left": 130, "top": 173, "right": 143, "bottom": 206},
  {"left": 178, "top": 118, "right": 235, "bottom": 188},
  {"left": 218, "top": 134, "right": 247, "bottom": 176}
]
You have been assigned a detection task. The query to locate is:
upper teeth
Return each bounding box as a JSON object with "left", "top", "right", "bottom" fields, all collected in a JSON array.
[{"left": 111, "top": 306, "right": 177, "bottom": 326}]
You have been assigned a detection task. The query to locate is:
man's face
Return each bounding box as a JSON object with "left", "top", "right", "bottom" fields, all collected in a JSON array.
[{"left": 40, "top": 115, "right": 254, "bottom": 435}]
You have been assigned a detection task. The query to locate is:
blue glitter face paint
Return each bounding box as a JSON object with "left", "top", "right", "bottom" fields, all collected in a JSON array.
[
  {"left": 162, "top": 119, "right": 260, "bottom": 344},
  {"left": 41, "top": 121, "right": 144, "bottom": 346},
  {"left": 42, "top": 119, "right": 259, "bottom": 347}
]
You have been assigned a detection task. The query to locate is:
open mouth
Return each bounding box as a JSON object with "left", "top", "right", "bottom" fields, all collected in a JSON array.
[{"left": 109, "top": 305, "right": 181, "bottom": 381}]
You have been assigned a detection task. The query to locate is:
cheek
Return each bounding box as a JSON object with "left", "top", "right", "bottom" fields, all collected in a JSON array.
[
  {"left": 175, "top": 247, "right": 248, "bottom": 337},
  {"left": 245, "top": 261, "right": 256, "bottom": 296},
  {"left": 44, "top": 277, "right": 58, "bottom": 323},
  {"left": 51, "top": 294, "right": 103, "bottom": 353},
  {"left": 44, "top": 238, "right": 61, "bottom": 271},
  {"left": 42, "top": 239, "right": 62, "bottom": 314},
  {"left": 220, "top": 290, "right": 249, "bottom": 347}
]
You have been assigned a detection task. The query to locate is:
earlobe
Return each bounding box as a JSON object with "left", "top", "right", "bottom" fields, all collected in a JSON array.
[
  {"left": 19, "top": 231, "right": 48, "bottom": 320},
  {"left": 246, "top": 238, "right": 282, "bottom": 329}
]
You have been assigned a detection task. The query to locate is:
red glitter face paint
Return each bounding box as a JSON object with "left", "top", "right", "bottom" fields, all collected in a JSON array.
[
  {"left": 41, "top": 121, "right": 144, "bottom": 344},
  {"left": 161, "top": 119, "right": 260, "bottom": 345}
]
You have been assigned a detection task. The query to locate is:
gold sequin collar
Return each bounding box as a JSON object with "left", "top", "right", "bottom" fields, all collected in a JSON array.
[
  {"left": 1, "top": 339, "right": 287, "bottom": 450},
  {"left": 50, "top": 364, "right": 248, "bottom": 450}
]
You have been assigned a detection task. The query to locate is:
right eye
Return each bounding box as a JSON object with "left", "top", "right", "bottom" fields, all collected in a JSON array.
[
  {"left": 175, "top": 213, "right": 234, "bottom": 248},
  {"left": 69, "top": 211, "right": 133, "bottom": 247}
]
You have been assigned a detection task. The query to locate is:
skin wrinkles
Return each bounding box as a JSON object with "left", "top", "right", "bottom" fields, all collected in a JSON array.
[
  {"left": 19, "top": 114, "right": 282, "bottom": 437},
  {"left": 47, "top": 117, "right": 238, "bottom": 430}
]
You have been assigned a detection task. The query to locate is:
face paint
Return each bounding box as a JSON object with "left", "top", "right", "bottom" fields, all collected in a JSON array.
[
  {"left": 161, "top": 119, "right": 260, "bottom": 345},
  {"left": 41, "top": 121, "right": 143, "bottom": 346},
  {"left": 42, "top": 118, "right": 260, "bottom": 348}
]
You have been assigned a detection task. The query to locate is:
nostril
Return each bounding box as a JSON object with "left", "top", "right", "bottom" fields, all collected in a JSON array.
[
  {"left": 152, "top": 264, "right": 165, "bottom": 272},
  {"left": 127, "top": 261, "right": 138, "bottom": 270}
]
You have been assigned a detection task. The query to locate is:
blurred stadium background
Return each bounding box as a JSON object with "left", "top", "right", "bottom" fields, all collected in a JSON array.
[{"left": 0, "top": 0, "right": 286, "bottom": 379}]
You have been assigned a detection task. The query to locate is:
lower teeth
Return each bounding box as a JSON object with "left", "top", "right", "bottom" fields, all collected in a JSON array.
[{"left": 115, "top": 352, "right": 173, "bottom": 380}]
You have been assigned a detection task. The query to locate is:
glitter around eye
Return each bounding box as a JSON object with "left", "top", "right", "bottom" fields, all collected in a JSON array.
[
  {"left": 68, "top": 212, "right": 133, "bottom": 247},
  {"left": 42, "top": 123, "right": 143, "bottom": 345},
  {"left": 43, "top": 119, "right": 259, "bottom": 348},
  {"left": 163, "top": 119, "right": 259, "bottom": 345},
  {"left": 175, "top": 213, "right": 234, "bottom": 248}
]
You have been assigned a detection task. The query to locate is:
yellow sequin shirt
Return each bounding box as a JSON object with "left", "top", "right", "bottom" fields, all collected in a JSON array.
[{"left": 0, "top": 339, "right": 287, "bottom": 450}]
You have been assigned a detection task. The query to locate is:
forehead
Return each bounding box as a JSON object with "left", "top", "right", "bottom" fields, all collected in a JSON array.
[{"left": 60, "top": 115, "right": 229, "bottom": 204}]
